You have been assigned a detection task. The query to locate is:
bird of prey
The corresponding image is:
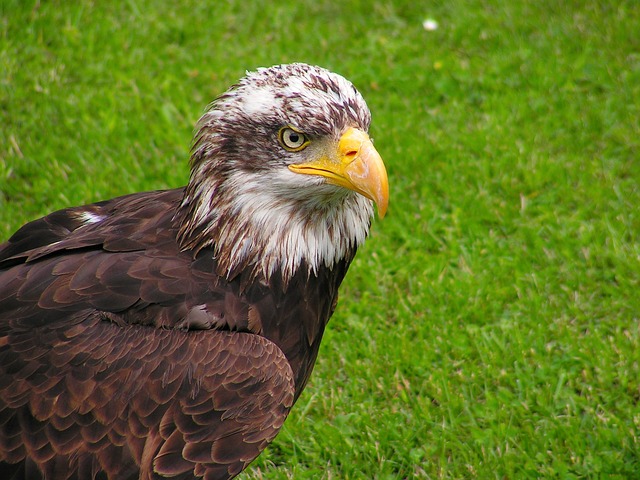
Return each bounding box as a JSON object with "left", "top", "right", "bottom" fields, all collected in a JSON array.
[{"left": 0, "top": 63, "right": 388, "bottom": 480}]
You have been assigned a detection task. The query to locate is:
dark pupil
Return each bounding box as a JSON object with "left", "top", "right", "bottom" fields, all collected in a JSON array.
[{"left": 288, "top": 132, "right": 300, "bottom": 144}]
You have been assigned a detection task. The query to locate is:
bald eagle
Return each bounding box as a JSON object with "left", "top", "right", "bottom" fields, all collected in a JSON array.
[{"left": 0, "top": 63, "right": 388, "bottom": 479}]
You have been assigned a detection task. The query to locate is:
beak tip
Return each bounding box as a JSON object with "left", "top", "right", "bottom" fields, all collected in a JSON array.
[{"left": 376, "top": 198, "right": 388, "bottom": 219}]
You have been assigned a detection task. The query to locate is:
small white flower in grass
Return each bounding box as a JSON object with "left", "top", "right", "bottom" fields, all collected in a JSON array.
[{"left": 422, "top": 18, "right": 438, "bottom": 31}]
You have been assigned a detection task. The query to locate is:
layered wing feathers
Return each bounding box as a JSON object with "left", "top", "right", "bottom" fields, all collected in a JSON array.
[
  {"left": 0, "top": 190, "right": 299, "bottom": 479},
  {"left": 0, "top": 316, "right": 294, "bottom": 479}
]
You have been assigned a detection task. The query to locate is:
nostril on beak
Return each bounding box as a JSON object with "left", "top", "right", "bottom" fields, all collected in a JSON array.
[{"left": 344, "top": 149, "right": 359, "bottom": 163}]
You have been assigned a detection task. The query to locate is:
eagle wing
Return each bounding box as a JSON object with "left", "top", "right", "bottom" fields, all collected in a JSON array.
[{"left": 0, "top": 190, "right": 295, "bottom": 480}]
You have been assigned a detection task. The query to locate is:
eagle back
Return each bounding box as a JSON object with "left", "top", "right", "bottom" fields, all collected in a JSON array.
[{"left": 0, "top": 189, "right": 352, "bottom": 396}]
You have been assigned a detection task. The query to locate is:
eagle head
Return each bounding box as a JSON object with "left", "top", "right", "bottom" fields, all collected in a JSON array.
[{"left": 177, "top": 63, "right": 388, "bottom": 283}]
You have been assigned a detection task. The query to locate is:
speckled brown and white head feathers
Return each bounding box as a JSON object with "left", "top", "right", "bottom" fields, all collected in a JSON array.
[
  {"left": 177, "top": 63, "right": 375, "bottom": 283},
  {"left": 196, "top": 63, "right": 371, "bottom": 147}
]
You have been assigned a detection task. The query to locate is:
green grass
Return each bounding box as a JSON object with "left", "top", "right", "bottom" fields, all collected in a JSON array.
[{"left": 1, "top": 0, "right": 639, "bottom": 478}]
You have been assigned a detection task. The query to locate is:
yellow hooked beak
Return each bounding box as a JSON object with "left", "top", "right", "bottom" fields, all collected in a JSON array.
[{"left": 288, "top": 127, "right": 389, "bottom": 218}]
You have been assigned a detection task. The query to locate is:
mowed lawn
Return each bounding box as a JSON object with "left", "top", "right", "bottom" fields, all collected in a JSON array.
[{"left": 1, "top": 1, "right": 639, "bottom": 478}]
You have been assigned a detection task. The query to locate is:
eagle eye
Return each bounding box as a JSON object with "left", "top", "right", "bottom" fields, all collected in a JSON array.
[{"left": 279, "top": 127, "right": 309, "bottom": 152}]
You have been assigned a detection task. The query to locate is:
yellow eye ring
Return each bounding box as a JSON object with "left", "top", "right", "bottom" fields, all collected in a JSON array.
[{"left": 278, "top": 127, "right": 310, "bottom": 152}]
